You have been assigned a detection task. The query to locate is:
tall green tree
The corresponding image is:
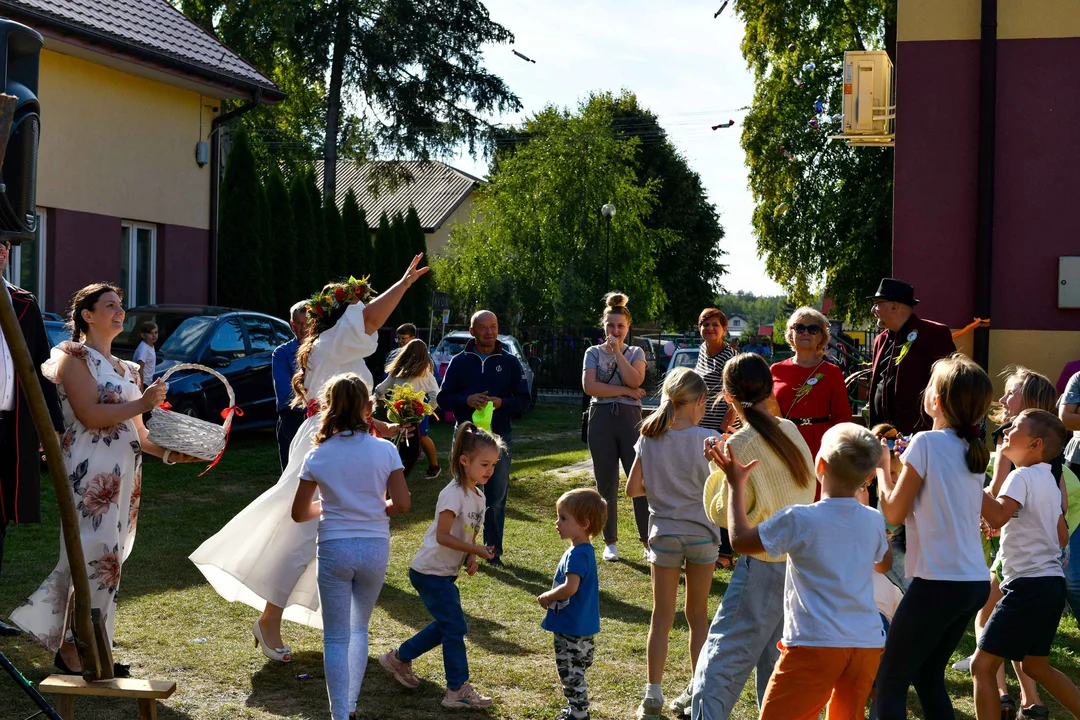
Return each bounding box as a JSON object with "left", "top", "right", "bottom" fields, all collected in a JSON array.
[
  {"left": 434, "top": 96, "right": 670, "bottom": 327},
  {"left": 305, "top": 170, "right": 331, "bottom": 284},
  {"left": 372, "top": 212, "right": 396, "bottom": 297},
  {"left": 177, "top": 0, "right": 521, "bottom": 199},
  {"left": 325, "top": 201, "right": 346, "bottom": 282},
  {"left": 390, "top": 211, "right": 413, "bottom": 323},
  {"left": 266, "top": 167, "right": 299, "bottom": 314},
  {"left": 217, "top": 129, "right": 267, "bottom": 310},
  {"left": 736, "top": 0, "right": 896, "bottom": 322},
  {"left": 290, "top": 173, "right": 317, "bottom": 295},
  {"left": 405, "top": 205, "right": 432, "bottom": 328},
  {"left": 341, "top": 187, "right": 371, "bottom": 279}
]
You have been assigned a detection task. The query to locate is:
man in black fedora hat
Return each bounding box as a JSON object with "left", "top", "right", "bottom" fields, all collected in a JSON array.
[{"left": 867, "top": 278, "right": 955, "bottom": 435}]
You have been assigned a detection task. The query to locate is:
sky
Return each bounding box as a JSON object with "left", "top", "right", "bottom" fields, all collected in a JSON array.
[{"left": 448, "top": 0, "right": 785, "bottom": 296}]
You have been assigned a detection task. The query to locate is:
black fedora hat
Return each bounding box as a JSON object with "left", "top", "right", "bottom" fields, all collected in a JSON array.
[{"left": 870, "top": 278, "right": 919, "bottom": 306}]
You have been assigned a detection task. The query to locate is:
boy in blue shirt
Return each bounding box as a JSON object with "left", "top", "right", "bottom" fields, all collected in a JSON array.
[{"left": 539, "top": 489, "right": 608, "bottom": 720}]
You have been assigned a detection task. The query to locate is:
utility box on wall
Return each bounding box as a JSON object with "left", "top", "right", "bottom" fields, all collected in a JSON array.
[
  {"left": 843, "top": 51, "right": 894, "bottom": 136},
  {"left": 1060, "top": 256, "right": 1080, "bottom": 308}
]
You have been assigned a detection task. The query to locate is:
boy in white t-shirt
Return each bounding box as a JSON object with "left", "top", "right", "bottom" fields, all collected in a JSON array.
[
  {"left": 973, "top": 409, "right": 1080, "bottom": 719},
  {"left": 132, "top": 321, "right": 158, "bottom": 388},
  {"left": 721, "top": 423, "right": 893, "bottom": 720}
]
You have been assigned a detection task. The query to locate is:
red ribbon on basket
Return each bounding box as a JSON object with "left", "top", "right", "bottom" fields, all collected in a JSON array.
[{"left": 198, "top": 405, "right": 244, "bottom": 476}]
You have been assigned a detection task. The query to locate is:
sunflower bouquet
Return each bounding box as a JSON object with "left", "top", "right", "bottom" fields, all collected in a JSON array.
[{"left": 385, "top": 383, "right": 436, "bottom": 447}]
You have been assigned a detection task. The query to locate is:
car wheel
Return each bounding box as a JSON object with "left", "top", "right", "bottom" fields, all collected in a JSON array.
[{"left": 527, "top": 383, "right": 538, "bottom": 411}]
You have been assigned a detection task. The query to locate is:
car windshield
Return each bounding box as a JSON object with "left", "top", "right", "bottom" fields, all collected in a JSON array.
[
  {"left": 435, "top": 337, "right": 470, "bottom": 356},
  {"left": 671, "top": 350, "right": 699, "bottom": 369},
  {"left": 158, "top": 317, "right": 215, "bottom": 360},
  {"left": 118, "top": 310, "right": 211, "bottom": 352},
  {"left": 45, "top": 323, "right": 68, "bottom": 347}
]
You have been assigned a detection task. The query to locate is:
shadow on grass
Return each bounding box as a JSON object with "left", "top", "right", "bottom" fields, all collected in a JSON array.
[
  {"left": 248, "top": 649, "right": 328, "bottom": 720},
  {"left": 482, "top": 562, "right": 653, "bottom": 626},
  {"left": 376, "top": 584, "right": 533, "bottom": 657}
]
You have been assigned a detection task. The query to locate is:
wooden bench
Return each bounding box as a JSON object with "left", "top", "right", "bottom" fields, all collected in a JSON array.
[{"left": 39, "top": 675, "right": 176, "bottom": 720}]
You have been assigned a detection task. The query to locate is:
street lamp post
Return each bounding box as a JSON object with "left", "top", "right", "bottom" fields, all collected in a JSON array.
[{"left": 601, "top": 203, "right": 615, "bottom": 289}]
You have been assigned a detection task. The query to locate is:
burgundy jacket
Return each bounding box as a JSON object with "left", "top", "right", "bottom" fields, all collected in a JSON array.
[
  {"left": 868, "top": 314, "right": 956, "bottom": 436},
  {"left": 0, "top": 284, "right": 64, "bottom": 524}
]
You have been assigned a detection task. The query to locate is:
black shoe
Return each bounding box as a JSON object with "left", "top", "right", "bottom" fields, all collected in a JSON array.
[
  {"left": 1000, "top": 695, "right": 1016, "bottom": 720},
  {"left": 487, "top": 557, "right": 504, "bottom": 567},
  {"left": 424, "top": 465, "right": 441, "bottom": 480},
  {"left": 1018, "top": 705, "right": 1049, "bottom": 720},
  {"left": 0, "top": 619, "right": 19, "bottom": 636},
  {"left": 54, "top": 651, "right": 131, "bottom": 678}
]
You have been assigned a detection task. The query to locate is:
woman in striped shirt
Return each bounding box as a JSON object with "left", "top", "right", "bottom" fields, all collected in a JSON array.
[{"left": 694, "top": 307, "right": 738, "bottom": 566}]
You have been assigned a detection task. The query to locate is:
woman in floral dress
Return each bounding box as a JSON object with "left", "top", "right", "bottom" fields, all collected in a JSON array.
[{"left": 11, "top": 283, "right": 198, "bottom": 675}]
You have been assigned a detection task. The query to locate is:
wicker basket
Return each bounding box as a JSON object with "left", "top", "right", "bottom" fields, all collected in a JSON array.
[{"left": 146, "top": 363, "right": 238, "bottom": 462}]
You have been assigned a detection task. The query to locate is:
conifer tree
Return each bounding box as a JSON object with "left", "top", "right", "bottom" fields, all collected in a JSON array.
[
  {"left": 325, "top": 201, "right": 345, "bottom": 281},
  {"left": 290, "top": 173, "right": 317, "bottom": 295},
  {"left": 341, "top": 187, "right": 371, "bottom": 280},
  {"left": 405, "top": 206, "right": 432, "bottom": 329},
  {"left": 372, "top": 212, "right": 396, "bottom": 299},
  {"left": 217, "top": 129, "right": 267, "bottom": 310},
  {"left": 390, "top": 211, "right": 412, "bottom": 323},
  {"left": 266, "top": 168, "right": 298, "bottom": 314},
  {"left": 306, "top": 169, "right": 330, "bottom": 285}
]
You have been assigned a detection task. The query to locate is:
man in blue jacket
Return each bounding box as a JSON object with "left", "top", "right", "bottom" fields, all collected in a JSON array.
[
  {"left": 438, "top": 310, "right": 530, "bottom": 566},
  {"left": 271, "top": 301, "right": 309, "bottom": 470}
]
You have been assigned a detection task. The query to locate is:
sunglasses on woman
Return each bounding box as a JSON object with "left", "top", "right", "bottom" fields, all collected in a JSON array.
[{"left": 791, "top": 323, "right": 821, "bottom": 335}]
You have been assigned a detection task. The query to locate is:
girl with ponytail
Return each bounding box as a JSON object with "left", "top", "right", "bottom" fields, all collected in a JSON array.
[
  {"left": 582, "top": 292, "right": 648, "bottom": 562},
  {"left": 625, "top": 368, "right": 720, "bottom": 717},
  {"left": 690, "top": 353, "right": 816, "bottom": 718},
  {"left": 874, "top": 353, "right": 994, "bottom": 719}
]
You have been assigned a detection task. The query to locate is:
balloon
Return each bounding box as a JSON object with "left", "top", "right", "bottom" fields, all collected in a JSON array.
[
  {"left": 813, "top": 99, "right": 824, "bottom": 114},
  {"left": 774, "top": 202, "right": 789, "bottom": 217},
  {"left": 664, "top": 341, "right": 676, "bottom": 357},
  {"left": 809, "top": 117, "right": 819, "bottom": 129},
  {"left": 831, "top": 113, "right": 843, "bottom": 122},
  {"left": 472, "top": 401, "right": 494, "bottom": 432},
  {"left": 802, "top": 62, "right": 816, "bottom": 72},
  {"left": 787, "top": 43, "right": 796, "bottom": 51}
]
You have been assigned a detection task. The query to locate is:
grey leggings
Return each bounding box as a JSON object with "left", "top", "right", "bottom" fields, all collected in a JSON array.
[
  {"left": 587, "top": 402, "right": 648, "bottom": 544},
  {"left": 317, "top": 536, "right": 390, "bottom": 720}
]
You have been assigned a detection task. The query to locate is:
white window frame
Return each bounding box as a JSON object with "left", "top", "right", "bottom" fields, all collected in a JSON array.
[
  {"left": 2, "top": 209, "right": 47, "bottom": 299},
  {"left": 121, "top": 221, "right": 157, "bottom": 306}
]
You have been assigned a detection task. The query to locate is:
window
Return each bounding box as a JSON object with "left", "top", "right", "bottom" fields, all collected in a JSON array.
[
  {"left": 242, "top": 315, "right": 278, "bottom": 355},
  {"left": 2, "top": 209, "right": 46, "bottom": 299},
  {"left": 120, "top": 222, "right": 156, "bottom": 307},
  {"left": 206, "top": 318, "right": 247, "bottom": 360}
]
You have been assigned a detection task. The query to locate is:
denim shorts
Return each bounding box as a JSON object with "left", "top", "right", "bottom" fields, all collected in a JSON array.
[{"left": 648, "top": 533, "right": 719, "bottom": 568}]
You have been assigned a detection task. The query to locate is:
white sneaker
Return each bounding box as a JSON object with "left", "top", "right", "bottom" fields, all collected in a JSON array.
[
  {"left": 602, "top": 544, "right": 619, "bottom": 562},
  {"left": 952, "top": 655, "right": 973, "bottom": 672}
]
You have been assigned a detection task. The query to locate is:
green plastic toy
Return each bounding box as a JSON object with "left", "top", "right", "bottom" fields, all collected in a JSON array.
[{"left": 472, "top": 401, "right": 494, "bottom": 431}]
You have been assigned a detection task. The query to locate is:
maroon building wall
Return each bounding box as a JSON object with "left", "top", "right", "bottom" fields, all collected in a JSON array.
[
  {"left": 893, "top": 37, "right": 1080, "bottom": 331},
  {"left": 158, "top": 224, "right": 209, "bottom": 304}
]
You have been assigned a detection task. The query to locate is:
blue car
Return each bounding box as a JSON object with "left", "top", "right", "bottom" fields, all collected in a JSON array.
[{"left": 113, "top": 305, "right": 295, "bottom": 429}]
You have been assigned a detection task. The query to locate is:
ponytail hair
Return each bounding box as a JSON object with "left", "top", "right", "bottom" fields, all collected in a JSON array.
[
  {"left": 450, "top": 421, "right": 506, "bottom": 486},
  {"left": 600, "top": 292, "right": 631, "bottom": 326},
  {"left": 641, "top": 367, "right": 707, "bottom": 438},
  {"left": 927, "top": 354, "right": 993, "bottom": 473},
  {"left": 67, "top": 282, "right": 123, "bottom": 342},
  {"left": 722, "top": 353, "right": 814, "bottom": 489},
  {"left": 313, "top": 373, "right": 371, "bottom": 445}
]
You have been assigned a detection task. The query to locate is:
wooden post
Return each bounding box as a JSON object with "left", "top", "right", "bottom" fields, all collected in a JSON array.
[{"left": 0, "top": 91, "right": 105, "bottom": 680}]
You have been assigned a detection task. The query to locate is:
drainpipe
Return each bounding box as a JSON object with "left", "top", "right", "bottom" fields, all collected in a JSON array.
[
  {"left": 973, "top": 0, "right": 997, "bottom": 369},
  {"left": 208, "top": 92, "right": 261, "bottom": 305}
]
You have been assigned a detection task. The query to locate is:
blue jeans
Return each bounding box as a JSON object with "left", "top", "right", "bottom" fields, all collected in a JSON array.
[
  {"left": 1067, "top": 463, "right": 1080, "bottom": 618},
  {"left": 484, "top": 444, "right": 512, "bottom": 559},
  {"left": 691, "top": 556, "right": 785, "bottom": 720},
  {"left": 317, "top": 537, "right": 390, "bottom": 720},
  {"left": 399, "top": 569, "right": 469, "bottom": 690}
]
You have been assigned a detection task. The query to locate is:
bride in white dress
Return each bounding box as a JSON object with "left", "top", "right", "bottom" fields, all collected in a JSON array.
[{"left": 189, "top": 255, "right": 428, "bottom": 661}]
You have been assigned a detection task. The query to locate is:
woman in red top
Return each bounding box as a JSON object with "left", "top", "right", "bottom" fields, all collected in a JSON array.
[{"left": 771, "top": 307, "right": 851, "bottom": 498}]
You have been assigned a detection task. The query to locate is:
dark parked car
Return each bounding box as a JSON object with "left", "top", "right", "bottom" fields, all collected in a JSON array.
[
  {"left": 44, "top": 320, "right": 69, "bottom": 348},
  {"left": 115, "top": 305, "right": 295, "bottom": 429}
]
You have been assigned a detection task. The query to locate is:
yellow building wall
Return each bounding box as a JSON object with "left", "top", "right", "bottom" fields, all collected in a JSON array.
[
  {"left": 900, "top": 0, "right": 1080, "bottom": 41},
  {"left": 37, "top": 49, "right": 216, "bottom": 229},
  {"left": 987, "top": 330, "right": 1080, "bottom": 397},
  {"left": 426, "top": 192, "right": 477, "bottom": 256}
]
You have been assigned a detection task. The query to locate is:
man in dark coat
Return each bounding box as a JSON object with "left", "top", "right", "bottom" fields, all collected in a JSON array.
[
  {"left": 0, "top": 237, "right": 64, "bottom": 634},
  {"left": 868, "top": 278, "right": 956, "bottom": 436}
]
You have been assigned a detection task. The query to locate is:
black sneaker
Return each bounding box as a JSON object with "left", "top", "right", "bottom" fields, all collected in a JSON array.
[
  {"left": 1018, "top": 705, "right": 1049, "bottom": 719},
  {"left": 424, "top": 465, "right": 441, "bottom": 480},
  {"left": 487, "top": 557, "right": 504, "bottom": 567}
]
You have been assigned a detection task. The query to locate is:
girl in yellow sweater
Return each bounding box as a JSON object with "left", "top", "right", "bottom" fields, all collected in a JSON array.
[{"left": 689, "top": 353, "right": 816, "bottom": 720}]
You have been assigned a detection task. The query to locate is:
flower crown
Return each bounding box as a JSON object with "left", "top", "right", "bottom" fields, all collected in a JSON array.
[{"left": 306, "top": 276, "right": 376, "bottom": 319}]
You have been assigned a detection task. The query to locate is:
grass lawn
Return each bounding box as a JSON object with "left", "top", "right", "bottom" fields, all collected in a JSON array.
[{"left": 3, "top": 402, "right": 1080, "bottom": 719}]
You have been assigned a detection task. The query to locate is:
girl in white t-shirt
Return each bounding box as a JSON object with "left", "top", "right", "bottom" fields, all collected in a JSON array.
[
  {"left": 291, "top": 373, "right": 410, "bottom": 720},
  {"left": 875, "top": 354, "right": 994, "bottom": 720},
  {"left": 625, "top": 367, "right": 718, "bottom": 718},
  {"left": 379, "top": 421, "right": 504, "bottom": 710},
  {"left": 375, "top": 338, "right": 441, "bottom": 477}
]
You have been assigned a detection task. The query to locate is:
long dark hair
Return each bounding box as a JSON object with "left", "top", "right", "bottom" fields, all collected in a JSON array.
[
  {"left": 68, "top": 283, "right": 123, "bottom": 342},
  {"left": 722, "top": 353, "right": 814, "bottom": 488},
  {"left": 291, "top": 282, "right": 352, "bottom": 407}
]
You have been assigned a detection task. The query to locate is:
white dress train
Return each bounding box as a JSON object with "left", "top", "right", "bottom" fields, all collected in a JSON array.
[{"left": 188, "top": 301, "right": 378, "bottom": 629}]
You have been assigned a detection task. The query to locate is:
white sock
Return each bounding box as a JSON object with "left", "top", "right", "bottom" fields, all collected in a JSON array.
[{"left": 645, "top": 683, "right": 663, "bottom": 701}]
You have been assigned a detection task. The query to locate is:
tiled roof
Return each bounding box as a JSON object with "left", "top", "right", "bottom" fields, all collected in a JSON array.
[
  {"left": 321, "top": 160, "right": 481, "bottom": 232},
  {"left": 0, "top": 0, "right": 281, "bottom": 99}
]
